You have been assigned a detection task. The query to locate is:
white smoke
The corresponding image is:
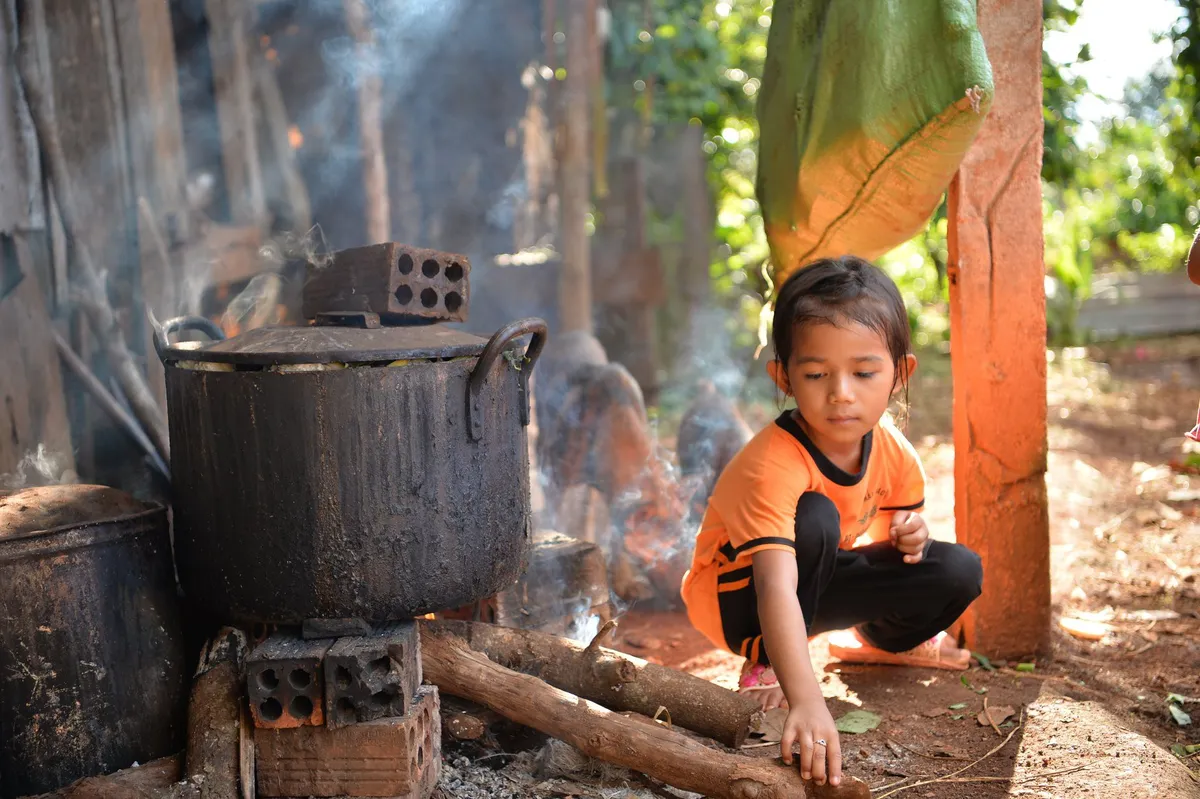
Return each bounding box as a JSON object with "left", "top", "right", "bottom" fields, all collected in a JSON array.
[{"left": 1, "top": 445, "right": 77, "bottom": 490}]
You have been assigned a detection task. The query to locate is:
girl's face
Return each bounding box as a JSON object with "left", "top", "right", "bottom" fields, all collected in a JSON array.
[{"left": 772, "top": 320, "right": 910, "bottom": 453}]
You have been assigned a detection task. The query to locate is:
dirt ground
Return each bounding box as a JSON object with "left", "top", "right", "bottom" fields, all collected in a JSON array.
[
  {"left": 606, "top": 338, "right": 1200, "bottom": 797},
  {"left": 437, "top": 339, "right": 1199, "bottom": 798}
]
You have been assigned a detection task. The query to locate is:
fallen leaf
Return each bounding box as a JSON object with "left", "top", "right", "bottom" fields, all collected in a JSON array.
[
  {"left": 931, "top": 744, "right": 968, "bottom": 759},
  {"left": 960, "top": 675, "right": 988, "bottom": 694},
  {"left": 951, "top": 714, "right": 965, "bottom": 721},
  {"left": 754, "top": 707, "right": 788, "bottom": 743},
  {"left": 1059, "top": 616, "right": 1112, "bottom": 641},
  {"left": 948, "top": 702, "right": 967, "bottom": 710},
  {"left": 977, "top": 705, "right": 1015, "bottom": 727},
  {"left": 835, "top": 709, "right": 882, "bottom": 735},
  {"left": 972, "top": 651, "right": 997, "bottom": 672},
  {"left": 1168, "top": 703, "right": 1192, "bottom": 727},
  {"left": 923, "top": 707, "right": 950, "bottom": 718}
]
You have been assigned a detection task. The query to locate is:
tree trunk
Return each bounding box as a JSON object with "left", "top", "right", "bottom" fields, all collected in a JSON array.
[
  {"left": 343, "top": 0, "right": 389, "bottom": 244},
  {"left": 559, "top": 0, "right": 592, "bottom": 331}
]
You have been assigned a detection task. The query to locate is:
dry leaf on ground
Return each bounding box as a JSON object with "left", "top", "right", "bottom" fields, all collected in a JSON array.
[{"left": 977, "top": 704, "right": 1016, "bottom": 727}]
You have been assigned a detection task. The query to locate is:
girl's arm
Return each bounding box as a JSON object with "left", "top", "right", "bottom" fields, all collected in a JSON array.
[{"left": 752, "top": 549, "right": 842, "bottom": 786}]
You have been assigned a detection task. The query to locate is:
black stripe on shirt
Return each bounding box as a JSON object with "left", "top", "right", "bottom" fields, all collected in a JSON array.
[
  {"left": 732, "top": 536, "right": 796, "bottom": 556},
  {"left": 717, "top": 566, "right": 753, "bottom": 584},
  {"left": 881, "top": 500, "right": 925, "bottom": 512}
]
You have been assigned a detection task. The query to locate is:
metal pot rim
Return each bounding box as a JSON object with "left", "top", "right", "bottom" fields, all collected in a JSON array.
[
  {"left": 0, "top": 506, "right": 166, "bottom": 563},
  {"left": 0, "top": 506, "right": 164, "bottom": 546},
  {"left": 158, "top": 322, "right": 491, "bottom": 367}
]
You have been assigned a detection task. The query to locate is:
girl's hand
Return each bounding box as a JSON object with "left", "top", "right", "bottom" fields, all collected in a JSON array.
[
  {"left": 780, "top": 694, "right": 842, "bottom": 786},
  {"left": 889, "top": 510, "right": 929, "bottom": 564}
]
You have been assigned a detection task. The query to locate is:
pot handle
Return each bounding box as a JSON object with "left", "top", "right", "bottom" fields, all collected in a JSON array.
[
  {"left": 467, "top": 317, "right": 548, "bottom": 441},
  {"left": 154, "top": 315, "right": 227, "bottom": 362}
]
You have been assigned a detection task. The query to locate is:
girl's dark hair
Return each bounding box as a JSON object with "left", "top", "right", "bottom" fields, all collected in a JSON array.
[{"left": 772, "top": 255, "right": 912, "bottom": 392}]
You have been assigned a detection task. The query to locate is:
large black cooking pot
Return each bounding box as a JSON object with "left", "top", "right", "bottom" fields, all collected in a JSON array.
[
  {"left": 154, "top": 311, "right": 546, "bottom": 625},
  {"left": 0, "top": 485, "right": 187, "bottom": 797}
]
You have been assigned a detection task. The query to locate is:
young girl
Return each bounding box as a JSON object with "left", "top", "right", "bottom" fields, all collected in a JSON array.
[{"left": 680, "top": 256, "right": 983, "bottom": 788}]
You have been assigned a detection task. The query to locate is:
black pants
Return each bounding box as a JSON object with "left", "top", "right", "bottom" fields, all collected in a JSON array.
[{"left": 718, "top": 492, "right": 983, "bottom": 664}]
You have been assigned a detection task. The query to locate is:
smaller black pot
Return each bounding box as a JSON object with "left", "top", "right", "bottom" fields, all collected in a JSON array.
[{"left": 0, "top": 486, "right": 188, "bottom": 798}]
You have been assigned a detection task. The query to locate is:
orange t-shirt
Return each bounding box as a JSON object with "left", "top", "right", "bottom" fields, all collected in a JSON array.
[{"left": 680, "top": 410, "right": 926, "bottom": 653}]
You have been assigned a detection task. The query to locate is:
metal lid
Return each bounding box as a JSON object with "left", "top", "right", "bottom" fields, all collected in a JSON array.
[
  {"left": 156, "top": 313, "right": 489, "bottom": 367},
  {"left": 0, "top": 485, "right": 161, "bottom": 540}
]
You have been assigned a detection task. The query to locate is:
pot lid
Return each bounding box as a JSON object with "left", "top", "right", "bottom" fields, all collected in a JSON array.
[
  {"left": 0, "top": 485, "right": 161, "bottom": 540},
  {"left": 158, "top": 312, "right": 490, "bottom": 367}
]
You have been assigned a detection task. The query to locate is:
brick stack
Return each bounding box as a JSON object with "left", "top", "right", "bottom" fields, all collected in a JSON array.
[{"left": 247, "top": 621, "right": 440, "bottom": 799}]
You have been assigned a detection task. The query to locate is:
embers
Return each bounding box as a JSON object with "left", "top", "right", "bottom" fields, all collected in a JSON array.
[{"left": 301, "top": 242, "right": 471, "bottom": 324}]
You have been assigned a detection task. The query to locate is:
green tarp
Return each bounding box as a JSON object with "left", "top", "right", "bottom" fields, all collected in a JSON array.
[{"left": 756, "top": 0, "right": 994, "bottom": 280}]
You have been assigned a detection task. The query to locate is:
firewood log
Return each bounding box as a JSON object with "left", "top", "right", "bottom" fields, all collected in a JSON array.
[
  {"left": 27, "top": 756, "right": 182, "bottom": 799},
  {"left": 185, "top": 628, "right": 250, "bottom": 799},
  {"left": 423, "top": 619, "right": 758, "bottom": 748},
  {"left": 416, "top": 626, "right": 870, "bottom": 799}
]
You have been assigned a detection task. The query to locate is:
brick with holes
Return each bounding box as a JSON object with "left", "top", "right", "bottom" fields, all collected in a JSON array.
[
  {"left": 246, "top": 634, "right": 331, "bottom": 729},
  {"left": 301, "top": 242, "right": 470, "bottom": 323},
  {"left": 255, "top": 685, "right": 441, "bottom": 798},
  {"left": 323, "top": 621, "right": 421, "bottom": 729}
]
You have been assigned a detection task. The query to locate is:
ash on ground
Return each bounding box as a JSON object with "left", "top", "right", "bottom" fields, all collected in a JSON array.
[{"left": 435, "top": 740, "right": 702, "bottom": 799}]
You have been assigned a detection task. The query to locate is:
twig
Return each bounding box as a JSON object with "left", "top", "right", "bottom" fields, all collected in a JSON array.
[
  {"left": 138, "top": 196, "right": 176, "bottom": 282},
  {"left": 15, "top": 2, "right": 171, "bottom": 464},
  {"left": 472, "top": 752, "right": 517, "bottom": 764},
  {"left": 885, "top": 738, "right": 971, "bottom": 761},
  {"left": 1059, "top": 653, "right": 1108, "bottom": 667},
  {"left": 871, "top": 776, "right": 914, "bottom": 793},
  {"left": 885, "top": 764, "right": 1092, "bottom": 785},
  {"left": 53, "top": 331, "right": 169, "bottom": 478},
  {"left": 874, "top": 710, "right": 1025, "bottom": 799},
  {"left": 982, "top": 696, "right": 1004, "bottom": 738},
  {"left": 585, "top": 619, "right": 618, "bottom": 654},
  {"left": 998, "top": 668, "right": 1105, "bottom": 697}
]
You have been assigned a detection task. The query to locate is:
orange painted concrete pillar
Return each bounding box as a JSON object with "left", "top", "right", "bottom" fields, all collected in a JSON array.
[{"left": 947, "top": 0, "right": 1050, "bottom": 659}]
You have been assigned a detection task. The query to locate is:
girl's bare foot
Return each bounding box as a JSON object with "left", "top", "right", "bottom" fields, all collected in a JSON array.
[
  {"left": 827, "top": 629, "right": 970, "bottom": 671},
  {"left": 738, "top": 662, "right": 790, "bottom": 710}
]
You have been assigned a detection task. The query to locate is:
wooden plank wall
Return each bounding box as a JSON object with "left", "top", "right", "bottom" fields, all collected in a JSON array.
[
  {"left": 2, "top": 0, "right": 188, "bottom": 490},
  {"left": 0, "top": 0, "right": 73, "bottom": 481}
]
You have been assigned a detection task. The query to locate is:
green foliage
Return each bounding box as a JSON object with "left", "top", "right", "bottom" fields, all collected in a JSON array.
[
  {"left": 1043, "top": 0, "right": 1089, "bottom": 185},
  {"left": 608, "top": 0, "right": 772, "bottom": 329},
  {"left": 605, "top": 0, "right": 1200, "bottom": 352}
]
